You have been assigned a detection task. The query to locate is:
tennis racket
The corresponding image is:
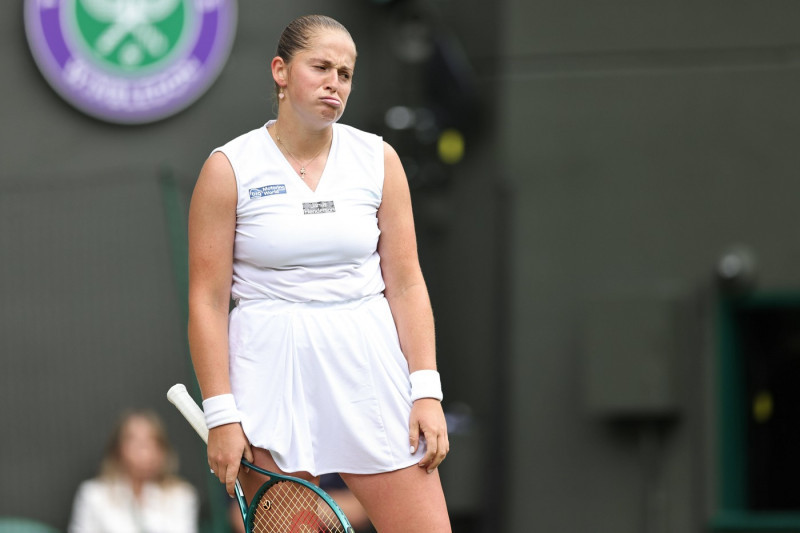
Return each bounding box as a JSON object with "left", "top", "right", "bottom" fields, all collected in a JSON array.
[{"left": 167, "top": 383, "right": 355, "bottom": 533}]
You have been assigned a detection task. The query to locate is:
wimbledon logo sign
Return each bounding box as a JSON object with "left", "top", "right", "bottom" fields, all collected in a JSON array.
[{"left": 24, "top": 0, "right": 237, "bottom": 124}]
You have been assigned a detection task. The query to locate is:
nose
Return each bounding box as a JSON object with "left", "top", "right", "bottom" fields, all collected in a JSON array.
[{"left": 323, "top": 71, "right": 340, "bottom": 92}]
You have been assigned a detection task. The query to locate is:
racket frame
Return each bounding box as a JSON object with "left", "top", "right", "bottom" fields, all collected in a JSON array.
[
  {"left": 240, "top": 459, "right": 353, "bottom": 532},
  {"left": 167, "top": 383, "right": 354, "bottom": 532}
]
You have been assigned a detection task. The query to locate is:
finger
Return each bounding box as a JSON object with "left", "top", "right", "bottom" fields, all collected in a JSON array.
[
  {"left": 242, "top": 445, "right": 254, "bottom": 472},
  {"left": 243, "top": 445, "right": 254, "bottom": 463},
  {"left": 419, "top": 431, "right": 438, "bottom": 471},
  {"left": 427, "top": 433, "right": 449, "bottom": 471},
  {"left": 210, "top": 460, "right": 222, "bottom": 480},
  {"left": 409, "top": 419, "right": 421, "bottom": 454},
  {"left": 225, "top": 463, "right": 239, "bottom": 497}
]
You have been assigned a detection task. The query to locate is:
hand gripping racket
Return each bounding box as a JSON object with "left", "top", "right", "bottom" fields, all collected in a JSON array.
[{"left": 167, "top": 384, "right": 355, "bottom": 533}]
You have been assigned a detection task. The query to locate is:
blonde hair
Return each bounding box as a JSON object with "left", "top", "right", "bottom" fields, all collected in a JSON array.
[{"left": 99, "top": 409, "right": 178, "bottom": 485}]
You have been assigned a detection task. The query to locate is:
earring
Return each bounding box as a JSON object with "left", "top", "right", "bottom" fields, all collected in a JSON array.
[{"left": 278, "top": 89, "right": 285, "bottom": 100}]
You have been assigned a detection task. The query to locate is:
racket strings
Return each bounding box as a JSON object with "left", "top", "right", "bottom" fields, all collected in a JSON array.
[{"left": 250, "top": 480, "right": 348, "bottom": 533}]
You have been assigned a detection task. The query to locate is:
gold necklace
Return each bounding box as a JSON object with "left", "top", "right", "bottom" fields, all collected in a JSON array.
[{"left": 275, "top": 127, "right": 330, "bottom": 180}]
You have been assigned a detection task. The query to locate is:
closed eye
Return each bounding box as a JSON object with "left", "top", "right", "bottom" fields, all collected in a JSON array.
[{"left": 310, "top": 59, "right": 353, "bottom": 80}]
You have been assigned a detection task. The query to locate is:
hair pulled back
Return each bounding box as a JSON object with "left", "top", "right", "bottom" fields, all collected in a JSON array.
[{"left": 274, "top": 15, "right": 354, "bottom": 97}]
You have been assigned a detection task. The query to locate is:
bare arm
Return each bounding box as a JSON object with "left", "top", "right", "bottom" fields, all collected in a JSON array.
[
  {"left": 377, "top": 142, "right": 449, "bottom": 472},
  {"left": 187, "top": 151, "right": 253, "bottom": 495}
]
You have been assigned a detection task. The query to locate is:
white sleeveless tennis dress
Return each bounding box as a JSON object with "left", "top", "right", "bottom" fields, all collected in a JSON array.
[{"left": 211, "top": 121, "right": 425, "bottom": 476}]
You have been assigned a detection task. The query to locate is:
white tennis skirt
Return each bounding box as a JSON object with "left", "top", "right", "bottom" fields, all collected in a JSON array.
[{"left": 228, "top": 293, "right": 425, "bottom": 476}]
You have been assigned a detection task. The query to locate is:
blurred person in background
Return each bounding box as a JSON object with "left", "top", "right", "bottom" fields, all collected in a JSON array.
[{"left": 68, "top": 409, "right": 198, "bottom": 533}]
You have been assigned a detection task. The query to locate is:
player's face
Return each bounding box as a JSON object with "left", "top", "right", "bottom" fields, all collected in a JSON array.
[{"left": 285, "top": 29, "right": 356, "bottom": 125}]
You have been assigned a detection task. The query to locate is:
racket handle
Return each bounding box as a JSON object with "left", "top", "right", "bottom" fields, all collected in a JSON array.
[{"left": 167, "top": 383, "right": 209, "bottom": 444}]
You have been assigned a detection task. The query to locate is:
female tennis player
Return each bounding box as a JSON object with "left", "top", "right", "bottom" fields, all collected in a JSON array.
[{"left": 187, "top": 14, "right": 451, "bottom": 532}]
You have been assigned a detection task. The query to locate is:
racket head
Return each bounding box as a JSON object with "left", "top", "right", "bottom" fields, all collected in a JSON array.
[{"left": 242, "top": 461, "right": 354, "bottom": 533}]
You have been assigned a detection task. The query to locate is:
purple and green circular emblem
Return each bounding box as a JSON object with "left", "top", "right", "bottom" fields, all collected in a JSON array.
[{"left": 25, "top": 0, "right": 237, "bottom": 124}]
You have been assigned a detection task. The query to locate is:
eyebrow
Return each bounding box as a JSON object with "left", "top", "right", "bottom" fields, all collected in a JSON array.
[{"left": 309, "top": 58, "right": 354, "bottom": 73}]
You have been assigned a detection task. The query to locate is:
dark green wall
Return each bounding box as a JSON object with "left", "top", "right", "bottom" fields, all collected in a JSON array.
[{"left": 501, "top": 1, "right": 800, "bottom": 532}]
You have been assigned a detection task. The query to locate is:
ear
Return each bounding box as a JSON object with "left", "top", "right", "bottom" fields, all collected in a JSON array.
[{"left": 271, "top": 56, "right": 288, "bottom": 89}]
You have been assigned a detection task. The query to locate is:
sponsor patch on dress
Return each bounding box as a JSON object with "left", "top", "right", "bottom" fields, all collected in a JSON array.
[
  {"left": 303, "top": 201, "right": 336, "bottom": 214},
  {"left": 249, "top": 185, "right": 287, "bottom": 199}
]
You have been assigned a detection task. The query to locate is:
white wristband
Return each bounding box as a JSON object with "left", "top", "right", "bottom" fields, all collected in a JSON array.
[
  {"left": 202, "top": 394, "right": 241, "bottom": 429},
  {"left": 409, "top": 370, "right": 443, "bottom": 402}
]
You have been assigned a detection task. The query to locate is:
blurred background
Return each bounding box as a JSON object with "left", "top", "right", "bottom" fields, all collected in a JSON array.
[{"left": 4, "top": 0, "right": 800, "bottom": 532}]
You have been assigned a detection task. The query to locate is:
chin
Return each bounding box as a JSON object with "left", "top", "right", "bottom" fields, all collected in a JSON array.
[
  {"left": 323, "top": 106, "right": 345, "bottom": 123},
  {"left": 322, "top": 110, "right": 341, "bottom": 122}
]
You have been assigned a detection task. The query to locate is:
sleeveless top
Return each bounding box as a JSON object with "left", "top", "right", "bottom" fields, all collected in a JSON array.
[
  {"left": 210, "top": 122, "right": 426, "bottom": 475},
  {"left": 212, "top": 120, "right": 386, "bottom": 303}
]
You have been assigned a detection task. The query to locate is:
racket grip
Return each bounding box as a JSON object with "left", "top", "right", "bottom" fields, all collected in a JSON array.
[{"left": 167, "top": 383, "right": 209, "bottom": 444}]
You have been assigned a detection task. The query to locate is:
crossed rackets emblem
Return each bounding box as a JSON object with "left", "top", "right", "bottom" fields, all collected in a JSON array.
[{"left": 81, "top": 0, "right": 181, "bottom": 64}]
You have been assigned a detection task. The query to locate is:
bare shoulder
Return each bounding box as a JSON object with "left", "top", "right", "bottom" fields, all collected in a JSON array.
[
  {"left": 383, "top": 140, "right": 399, "bottom": 157},
  {"left": 192, "top": 151, "right": 236, "bottom": 207},
  {"left": 382, "top": 141, "right": 409, "bottom": 196},
  {"left": 383, "top": 140, "right": 402, "bottom": 168},
  {"left": 377, "top": 141, "right": 415, "bottom": 239},
  {"left": 198, "top": 151, "right": 235, "bottom": 188}
]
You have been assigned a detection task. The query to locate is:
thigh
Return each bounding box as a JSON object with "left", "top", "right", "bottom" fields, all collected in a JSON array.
[
  {"left": 341, "top": 465, "right": 451, "bottom": 533},
  {"left": 238, "top": 446, "right": 320, "bottom": 501}
]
